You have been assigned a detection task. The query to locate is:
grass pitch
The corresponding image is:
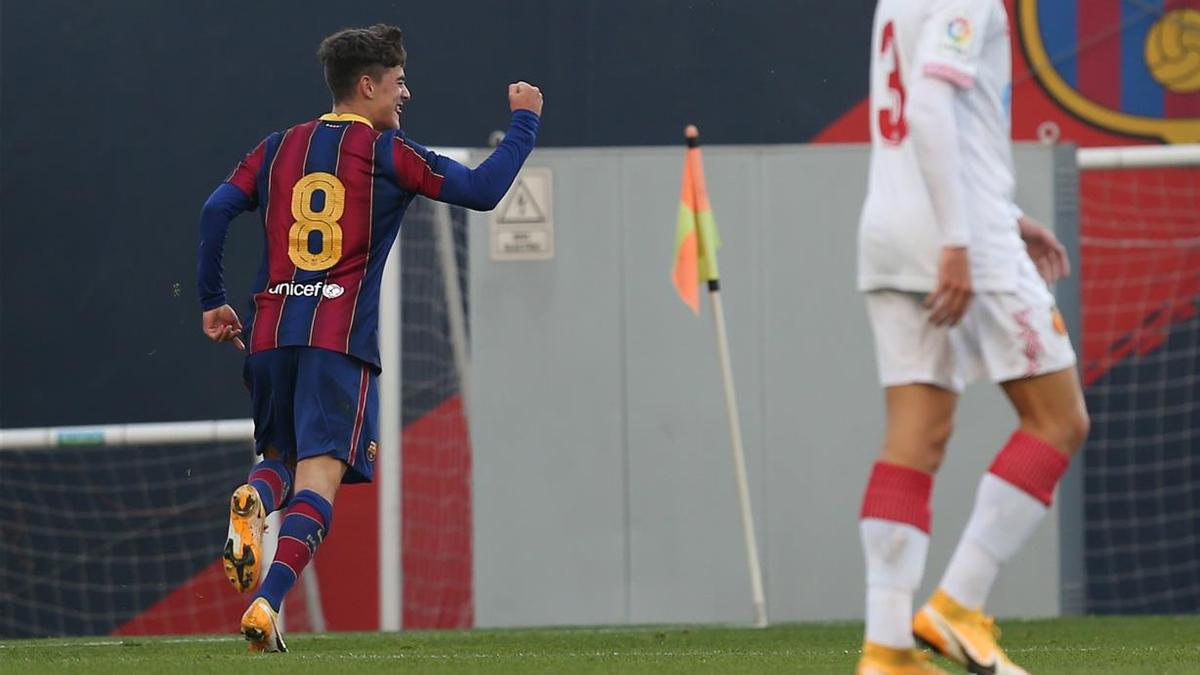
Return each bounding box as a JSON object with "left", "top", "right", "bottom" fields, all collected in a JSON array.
[{"left": 2, "top": 616, "right": 1199, "bottom": 674}]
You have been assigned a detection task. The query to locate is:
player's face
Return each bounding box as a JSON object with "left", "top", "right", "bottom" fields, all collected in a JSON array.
[{"left": 371, "top": 66, "right": 410, "bottom": 130}]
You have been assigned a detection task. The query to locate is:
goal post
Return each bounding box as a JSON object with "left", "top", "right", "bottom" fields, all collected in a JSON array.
[
  {"left": 379, "top": 147, "right": 475, "bottom": 632},
  {"left": 1077, "top": 144, "right": 1200, "bottom": 170}
]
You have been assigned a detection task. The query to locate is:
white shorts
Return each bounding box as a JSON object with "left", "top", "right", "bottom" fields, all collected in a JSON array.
[{"left": 864, "top": 258, "right": 1077, "bottom": 393}]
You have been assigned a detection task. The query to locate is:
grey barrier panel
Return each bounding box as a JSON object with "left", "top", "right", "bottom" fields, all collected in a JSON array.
[{"left": 469, "top": 144, "right": 1065, "bottom": 626}]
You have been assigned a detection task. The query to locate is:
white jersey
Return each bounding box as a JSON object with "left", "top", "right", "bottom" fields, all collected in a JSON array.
[{"left": 858, "top": 0, "right": 1024, "bottom": 293}]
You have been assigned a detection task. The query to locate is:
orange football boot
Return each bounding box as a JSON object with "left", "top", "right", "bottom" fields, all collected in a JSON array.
[
  {"left": 913, "top": 589, "right": 1028, "bottom": 674},
  {"left": 223, "top": 484, "right": 266, "bottom": 592}
]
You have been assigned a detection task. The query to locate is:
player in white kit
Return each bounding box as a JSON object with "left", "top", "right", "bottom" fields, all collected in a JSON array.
[{"left": 855, "top": 1, "right": 1089, "bottom": 674}]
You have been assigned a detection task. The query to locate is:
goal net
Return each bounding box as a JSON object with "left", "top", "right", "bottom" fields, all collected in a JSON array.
[
  {"left": 0, "top": 433, "right": 253, "bottom": 638},
  {"left": 1077, "top": 145, "right": 1200, "bottom": 613}
]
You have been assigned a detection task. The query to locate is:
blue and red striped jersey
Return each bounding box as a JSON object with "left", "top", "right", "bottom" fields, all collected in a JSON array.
[{"left": 199, "top": 110, "right": 538, "bottom": 368}]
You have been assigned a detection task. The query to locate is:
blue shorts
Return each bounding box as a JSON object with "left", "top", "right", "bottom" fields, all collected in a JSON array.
[{"left": 243, "top": 347, "right": 379, "bottom": 484}]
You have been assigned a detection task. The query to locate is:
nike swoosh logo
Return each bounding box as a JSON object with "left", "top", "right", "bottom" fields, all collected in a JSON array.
[{"left": 933, "top": 612, "right": 997, "bottom": 674}]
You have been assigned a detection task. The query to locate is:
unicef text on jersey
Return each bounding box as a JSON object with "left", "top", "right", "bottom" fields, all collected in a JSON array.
[{"left": 267, "top": 281, "right": 345, "bottom": 299}]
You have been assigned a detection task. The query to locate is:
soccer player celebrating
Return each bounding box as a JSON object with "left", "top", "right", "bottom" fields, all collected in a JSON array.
[
  {"left": 196, "top": 24, "right": 542, "bottom": 652},
  {"left": 855, "top": 2, "right": 1087, "bottom": 674}
]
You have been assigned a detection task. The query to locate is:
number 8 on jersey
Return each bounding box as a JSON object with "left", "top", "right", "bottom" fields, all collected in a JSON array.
[{"left": 289, "top": 172, "right": 345, "bottom": 271}]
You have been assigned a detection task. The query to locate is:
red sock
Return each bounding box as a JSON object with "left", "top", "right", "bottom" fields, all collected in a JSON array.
[
  {"left": 860, "top": 461, "right": 933, "bottom": 533},
  {"left": 860, "top": 461, "right": 933, "bottom": 649},
  {"left": 987, "top": 430, "right": 1069, "bottom": 506}
]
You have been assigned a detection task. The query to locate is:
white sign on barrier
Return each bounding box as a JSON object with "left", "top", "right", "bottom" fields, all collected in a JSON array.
[{"left": 490, "top": 167, "right": 553, "bottom": 260}]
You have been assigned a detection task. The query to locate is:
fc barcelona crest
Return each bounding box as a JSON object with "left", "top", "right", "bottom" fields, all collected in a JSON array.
[
  {"left": 366, "top": 440, "right": 378, "bottom": 463},
  {"left": 1018, "top": 0, "right": 1200, "bottom": 143}
]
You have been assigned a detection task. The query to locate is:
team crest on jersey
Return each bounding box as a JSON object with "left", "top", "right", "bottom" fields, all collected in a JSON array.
[
  {"left": 1017, "top": 0, "right": 1200, "bottom": 143},
  {"left": 366, "top": 440, "right": 378, "bottom": 463}
]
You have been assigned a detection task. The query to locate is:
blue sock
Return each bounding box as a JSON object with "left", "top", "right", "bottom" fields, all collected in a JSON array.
[
  {"left": 255, "top": 490, "right": 333, "bottom": 612},
  {"left": 247, "top": 459, "right": 293, "bottom": 514}
]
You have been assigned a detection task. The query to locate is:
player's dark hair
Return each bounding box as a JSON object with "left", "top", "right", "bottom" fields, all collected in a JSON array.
[{"left": 317, "top": 24, "right": 407, "bottom": 102}]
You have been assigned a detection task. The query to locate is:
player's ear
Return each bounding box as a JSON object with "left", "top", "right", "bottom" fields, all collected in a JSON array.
[{"left": 359, "top": 74, "right": 375, "bottom": 100}]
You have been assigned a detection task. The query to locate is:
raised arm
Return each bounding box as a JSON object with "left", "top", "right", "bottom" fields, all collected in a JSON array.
[{"left": 393, "top": 82, "right": 542, "bottom": 210}]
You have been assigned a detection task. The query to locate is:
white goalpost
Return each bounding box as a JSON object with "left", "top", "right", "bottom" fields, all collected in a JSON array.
[
  {"left": 1077, "top": 143, "right": 1200, "bottom": 170},
  {"left": 378, "top": 148, "right": 475, "bottom": 631},
  {"left": 0, "top": 419, "right": 253, "bottom": 449}
]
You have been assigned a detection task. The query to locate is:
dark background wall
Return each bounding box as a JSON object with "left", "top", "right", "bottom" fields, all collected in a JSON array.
[{"left": 0, "top": 0, "right": 873, "bottom": 427}]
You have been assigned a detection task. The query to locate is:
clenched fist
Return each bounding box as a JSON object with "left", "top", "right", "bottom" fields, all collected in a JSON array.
[{"left": 508, "top": 81, "right": 543, "bottom": 116}]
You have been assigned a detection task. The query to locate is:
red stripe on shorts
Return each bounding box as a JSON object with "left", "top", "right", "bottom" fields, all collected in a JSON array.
[{"left": 347, "top": 365, "right": 369, "bottom": 467}]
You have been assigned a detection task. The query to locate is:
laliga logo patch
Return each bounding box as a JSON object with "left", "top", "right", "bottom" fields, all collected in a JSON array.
[
  {"left": 322, "top": 283, "right": 345, "bottom": 299},
  {"left": 946, "top": 17, "right": 972, "bottom": 45},
  {"left": 366, "top": 440, "right": 378, "bottom": 463},
  {"left": 940, "top": 17, "right": 972, "bottom": 56}
]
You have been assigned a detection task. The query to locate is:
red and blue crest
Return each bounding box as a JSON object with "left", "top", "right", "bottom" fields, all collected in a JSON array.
[{"left": 1017, "top": 0, "right": 1200, "bottom": 142}]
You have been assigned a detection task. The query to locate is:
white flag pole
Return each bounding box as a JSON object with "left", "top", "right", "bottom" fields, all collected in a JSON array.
[
  {"left": 705, "top": 280, "right": 768, "bottom": 627},
  {"left": 682, "top": 125, "right": 766, "bottom": 627}
]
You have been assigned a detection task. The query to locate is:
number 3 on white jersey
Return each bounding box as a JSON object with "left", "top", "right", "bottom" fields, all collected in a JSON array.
[{"left": 877, "top": 20, "right": 908, "bottom": 145}]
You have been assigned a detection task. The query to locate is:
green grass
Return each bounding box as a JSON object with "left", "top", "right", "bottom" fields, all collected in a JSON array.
[{"left": 2, "top": 616, "right": 1199, "bottom": 674}]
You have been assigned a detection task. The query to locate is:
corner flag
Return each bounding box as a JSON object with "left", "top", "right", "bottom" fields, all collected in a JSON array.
[
  {"left": 666, "top": 125, "right": 767, "bottom": 626},
  {"left": 671, "top": 125, "right": 722, "bottom": 314}
]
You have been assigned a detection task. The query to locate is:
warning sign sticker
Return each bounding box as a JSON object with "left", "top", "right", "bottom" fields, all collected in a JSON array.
[{"left": 490, "top": 167, "right": 553, "bottom": 260}]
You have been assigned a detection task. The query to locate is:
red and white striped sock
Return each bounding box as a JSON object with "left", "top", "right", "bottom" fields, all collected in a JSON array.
[
  {"left": 940, "top": 430, "right": 1070, "bottom": 609},
  {"left": 860, "top": 461, "right": 933, "bottom": 649}
]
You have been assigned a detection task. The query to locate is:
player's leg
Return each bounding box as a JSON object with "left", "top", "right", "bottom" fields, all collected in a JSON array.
[
  {"left": 916, "top": 268, "right": 1086, "bottom": 674},
  {"left": 939, "top": 369, "right": 1087, "bottom": 602},
  {"left": 1002, "top": 366, "right": 1090, "bottom": 454},
  {"left": 915, "top": 368, "right": 1086, "bottom": 672},
  {"left": 241, "top": 454, "right": 345, "bottom": 653},
  {"left": 245, "top": 447, "right": 295, "bottom": 517},
  {"left": 859, "top": 291, "right": 958, "bottom": 675},
  {"left": 251, "top": 455, "right": 345, "bottom": 615},
  {"left": 243, "top": 348, "right": 378, "bottom": 652},
  {"left": 225, "top": 350, "right": 300, "bottom": 593}
]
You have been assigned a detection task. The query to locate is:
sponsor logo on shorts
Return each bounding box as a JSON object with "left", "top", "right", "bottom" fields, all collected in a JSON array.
[
  {"left": 267, "top": 281, "right": 345, "bottom": 299},
  {"left": 366, "top": 440, "right": 378, "bottom": 463}
]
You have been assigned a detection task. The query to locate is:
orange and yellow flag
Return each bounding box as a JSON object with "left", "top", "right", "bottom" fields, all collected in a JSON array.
[{"left": 671, "top": 125, "right": 722, "bottom": 314}]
